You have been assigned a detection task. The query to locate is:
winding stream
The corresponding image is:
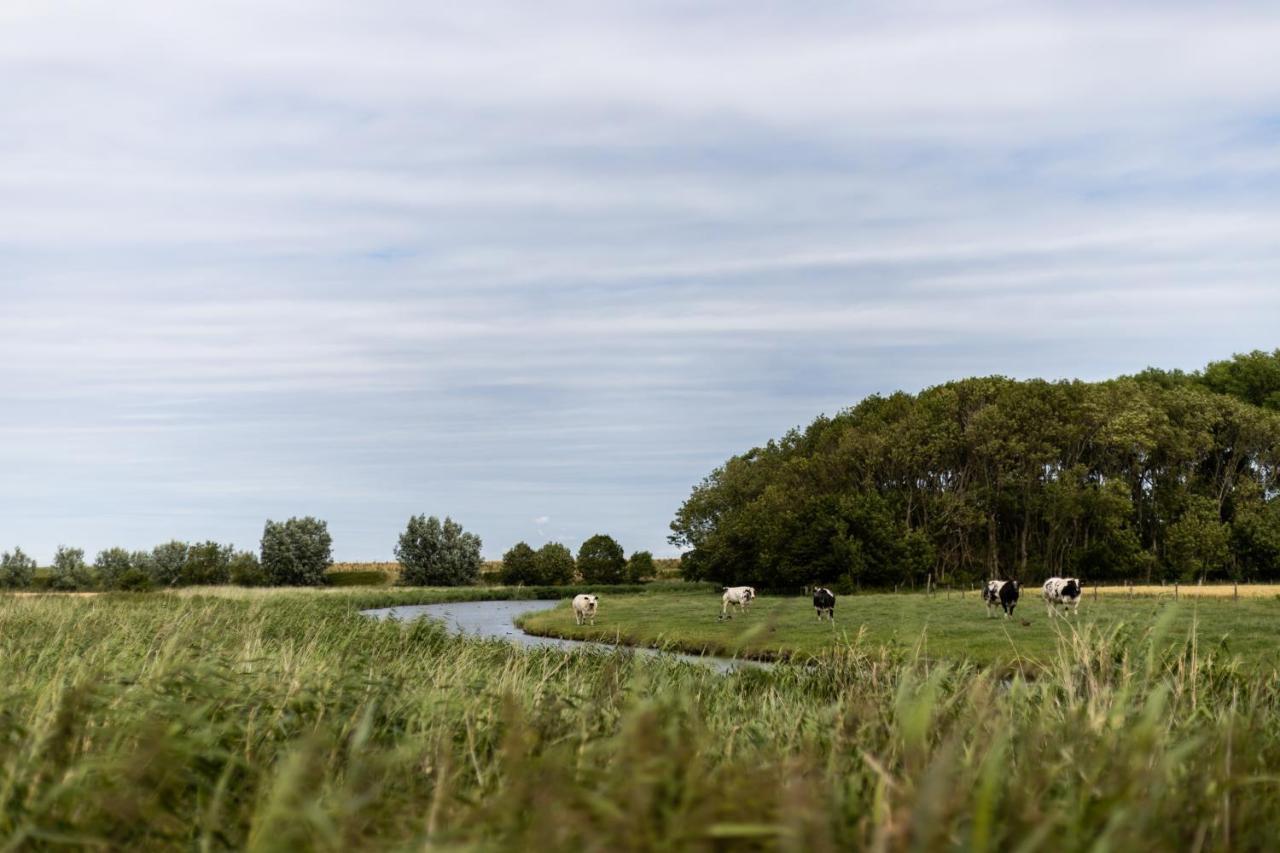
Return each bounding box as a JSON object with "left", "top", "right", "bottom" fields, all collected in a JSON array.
[{"left": 361, "top": 599, "right": 770, "bottom": 673}]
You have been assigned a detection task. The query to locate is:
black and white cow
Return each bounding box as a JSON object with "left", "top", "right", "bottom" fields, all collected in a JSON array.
[
  {"left": 812, "top": 587, "right": 835, "bottom": 621},
  {"left": 1042, "top": 577, "right": 1082, "bottom": 617},
  {"left": 720, "top": 586, "right": 756, "bottom": 620},
  {"left": 982, "top": 580, "right": 1020, "bottom": 618}
]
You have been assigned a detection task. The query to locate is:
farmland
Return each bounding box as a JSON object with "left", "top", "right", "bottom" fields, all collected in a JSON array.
[
  {"left": 518, "top": 586, "right": 1280, "bottom": 670},
  {"left": 3, "top": 586, "right": 1280, "bottom": 849}
]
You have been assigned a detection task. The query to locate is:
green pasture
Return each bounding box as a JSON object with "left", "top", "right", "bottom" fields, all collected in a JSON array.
[{"left": 518, "top": 587, "right": 1280, "bottom": 670}]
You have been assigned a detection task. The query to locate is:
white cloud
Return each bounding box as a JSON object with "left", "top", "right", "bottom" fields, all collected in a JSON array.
[{"left": 2, "top": 1, "right": 1279, "bottom": 560}]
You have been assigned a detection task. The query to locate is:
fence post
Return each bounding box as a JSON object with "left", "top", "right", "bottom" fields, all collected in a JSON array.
[
  {"left": 1234, "top": 582, "right": 1238, "bottom": 601},
  {"left": 1174, "top": 582, "right": 1178, "bottom": 601}
]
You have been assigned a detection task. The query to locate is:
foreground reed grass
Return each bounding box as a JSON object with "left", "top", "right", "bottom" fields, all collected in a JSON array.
[{"left": 1, "top": 591, "right": 1277, "bottom": 850}]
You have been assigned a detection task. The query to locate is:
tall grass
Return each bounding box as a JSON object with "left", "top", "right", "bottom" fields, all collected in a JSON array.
[{"left": 1, "top": 591, "right": 1277, "bottom": 850}]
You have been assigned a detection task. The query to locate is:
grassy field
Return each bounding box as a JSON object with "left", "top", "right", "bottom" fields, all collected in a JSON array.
[
  {"left": 3, "top": 586, "right": 1280, "bottom": 849},
  {"left": 518, "top": 587, "right": 1280, "bottom": 670}
]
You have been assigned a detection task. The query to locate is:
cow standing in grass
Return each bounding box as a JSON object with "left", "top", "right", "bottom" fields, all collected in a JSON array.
[
  {"left": 1042, "top": 577, "right": 1082, "bottom": 617},
  {"left": 983, "top": 580, "right": 1020, "bottom": 618},
  {"left": 720, "top": 586, "right": 756, "bottom": 620},
  {"left": 812, "top": 587, "right": 835, "bottom": 621},
  {"left": 572, "top": 593, "right": 599, "bottom": 625}
]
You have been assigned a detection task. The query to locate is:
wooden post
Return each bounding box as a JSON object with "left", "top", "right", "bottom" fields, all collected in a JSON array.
[
  {"left": 1234, "top": 582, "right": 1238, "bottom": 601},
  {"left": 1174, "top": 582, "right": 1178, "bottom": 601}
]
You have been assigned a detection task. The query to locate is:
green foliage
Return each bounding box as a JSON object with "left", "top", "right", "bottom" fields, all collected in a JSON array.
[
  {"left": 576, "top": 534, "right": 626, "bottom": 584},
  {"left": 0, "top": 546, "right": 37, "bottom": 588},
  {"left": 533, "top": 542, "right": 575, "bottom": 585},
  {"left": 149, "top": 540, "right": 190, "bottom": 587},
  {"left": 673, "top": 356, "right": 1280, "bottom": 589},
  {"left": 182, "top": 541, "right": 233, "bottom": 585},
  {"left": 1166, "top": 497, "right": 1232, "bottom": 582},
  {"left": 1197, "top": 348, "right": 1280, "bottom": 410},
  {"left": 94, "top": 547, "right": 136, "bottom": 590},
  {"left": 500, "top": 541, "right": 539, "bottom": 585},
  {"left": 229, "top": 550, "right": 267, "bottom": 586},
  {"left": 501, "top": 541, "right": 574, "bottom": 586},
  {"left": 626, "top": 550, "right": 655, "bottom": 583},
  {"left": 49, "top": 545, "right": 94, "bottom": 590},
  {"left": 1232, "top": 498, "right": 1280, "bottom": 581},
  {"left": 395, "top": 515, "right": 482, "bottom": 586},
  {"left": 261, "top": 518, "right": 333, "bottom": 586}
]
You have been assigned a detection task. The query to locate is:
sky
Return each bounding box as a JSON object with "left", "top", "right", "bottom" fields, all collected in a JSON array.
[{"left": 3, "top": 1, "right": 1280, "bottom": 562}]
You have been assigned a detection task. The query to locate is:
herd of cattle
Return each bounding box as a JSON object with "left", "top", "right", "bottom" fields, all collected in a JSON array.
[{"left": 572, "top": 578, "right": 1085, "bottom": 626}]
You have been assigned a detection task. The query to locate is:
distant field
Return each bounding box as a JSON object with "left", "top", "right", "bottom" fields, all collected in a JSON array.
[
  {"left": 1092, "top": 582, "right": 1280, "bottom": 598},
  {"left": 519, "top": 587, "right": 1280, "bottom": 671},
  {"left": 325, "top": 559, "right": 680, "bottom": 586}
]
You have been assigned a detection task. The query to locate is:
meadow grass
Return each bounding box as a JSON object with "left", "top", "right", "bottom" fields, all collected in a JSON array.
[
  {"left": 2, "top": 588, "right": 1279, "bottom": 850},
  {"left": 518, "top": 588, "right": 1280, "bottom": 670}
]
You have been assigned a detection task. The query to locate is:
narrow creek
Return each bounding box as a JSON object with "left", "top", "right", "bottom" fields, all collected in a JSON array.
[{"left": 361, "top": 599, "right": 771, "bottom": 673}]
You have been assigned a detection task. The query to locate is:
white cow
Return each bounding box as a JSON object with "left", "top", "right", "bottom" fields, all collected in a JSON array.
[
  {"left": 720, "top": 586, "right": 756, "bottom": 620},
  {"left": 572, "top": 593, "right": 599, "bottom": 625},
  {"left": 1042, "top": 577, "right": 1082, "bottom": 617}
]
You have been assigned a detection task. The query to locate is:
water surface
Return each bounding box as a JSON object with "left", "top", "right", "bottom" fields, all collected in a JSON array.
[{"left": 362, "top": 599, "right": 769, "bottom": 673}]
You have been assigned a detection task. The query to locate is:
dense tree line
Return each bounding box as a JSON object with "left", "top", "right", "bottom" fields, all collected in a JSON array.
[
  {"left": 671, "top": 350, "right": 1280, "bottom": 590},
  {"left": 2, "top": 514, "right": 659, "bottom": 590},
  {"left": 500, "top": 534, "right": 653, "bottom": 585}
]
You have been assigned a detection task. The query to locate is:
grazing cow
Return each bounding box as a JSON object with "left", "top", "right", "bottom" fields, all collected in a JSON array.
[
  {"left": 720, "top": 586, "right": 756, "bottom": 620},
  {"left": 572, "top": 593, "right": 599, "bottom": 625},
  {"left": 1042, "top": 577, "right": 1082, "bottom": 617},
  {"left": 813, "top": 587, "right": 836, "bottom": 621},
  {"left": 983, "top": 580, "right": 1020, "bottom": 618}
]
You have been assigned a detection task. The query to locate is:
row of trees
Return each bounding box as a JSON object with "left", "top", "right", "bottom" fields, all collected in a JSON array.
[
  {"left": 671, "top": 350, "right": 1280, "bottom": 590},
  {"left": 499, "top": 534, "right": 653, "bottom": 586},
  {"left": 2, "top": 514, "right": 656, "bottom": 590},
  {"left": 0, "top": 517, "right": 331, "bottom": 590}
]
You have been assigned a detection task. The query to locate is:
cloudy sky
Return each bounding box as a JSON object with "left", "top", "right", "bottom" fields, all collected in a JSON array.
[{"left": 3, "top": 1, "right": 1279, "bottom": 562}]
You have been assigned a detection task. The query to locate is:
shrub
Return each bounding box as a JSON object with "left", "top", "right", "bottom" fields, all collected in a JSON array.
[
  {"left": 626, "top": 550, "right": 655, "bottom": 583},
  {"left": 183, "top": 541, "right": 233, "bottom": 585},
  {"left": 500, "top": 542, "right": 538, "bottom": 585},
  {"left": 261, "top": 518, "right": 333, "bottom": 586},
  {"left": 94, "top": 547, "right": 135, "bottom": 589},
  {"left": 0, "top": 547, "right": 37, "bottom": 588},
  {"left": 229, "top": 550, "right": 267, "bottom": 586},
  {"left": 577, "top": 534, "right": 626, "bottom": 584},
  {"left": 395, "top": 515, "right": 482, "bottom": 586},
  {"left": 150, "top": 541, "right": 190, "bottom": 587},
  {"left": 533, "top": 542, "right": 575, "bottom": 585},
  {"left": 49, "top": 546, "right": 94, "bottom": 591}
]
